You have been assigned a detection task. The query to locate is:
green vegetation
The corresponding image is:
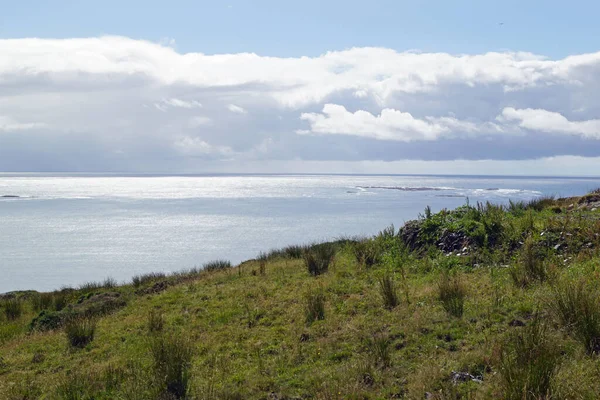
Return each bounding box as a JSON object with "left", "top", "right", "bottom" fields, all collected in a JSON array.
[{"left": 2, "top": 192, "right": 600, "bottom": 398}]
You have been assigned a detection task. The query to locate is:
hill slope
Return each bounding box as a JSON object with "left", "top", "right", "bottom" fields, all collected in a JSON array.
[{"left": 2, "top": 193, "right": 600, "bottom": 399}]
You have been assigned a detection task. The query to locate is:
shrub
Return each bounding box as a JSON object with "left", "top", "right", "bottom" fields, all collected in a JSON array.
[
  {"left": 64, "top": 317, "right": 96, "bottom": 349},
  {"left": 304, "top": 290, "right": 325, "bottom": 324},
  {"left": 552, "top": 279, "right": 600, "bottom": 354},
  {"left": 438, "top": 272, "right": 466, "bottom": 317},
  {"left": 303, "top": 244, "right": 335, "bottom": 276},
  {"left": 103, "top": 277, "right": 117, "bottom": 289},
  {"left": 378, "top": 273, "right": 399, "bottom": 310},
  {"left": 148, "top": 310, "right": 165, "bottom": 333},
  {"left": 3, "top": 298, "right": 22, "bottom": 321},
  {"left": 498, "top": 316, "right": 560, "bottom": 400},
  {"left": 352, "top": 240, "right": 381, "bottom": 269},
  {"left": 203, "top": 259, "right": 232, "bottom": 271},
  {"left": 509, "top": 235, "right": 547, "bottom": 287},
  {"left": 150, "top": 334, "right": 194, "bottom": 399}
]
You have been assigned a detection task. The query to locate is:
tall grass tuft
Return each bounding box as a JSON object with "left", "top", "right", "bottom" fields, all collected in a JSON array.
[
  {"left": 64, "top": 317, "right": 96, "bottom": 349},
  {"left": 147, "top": 310, "right": 165, "bottom": 334},
  {"left": 32, "top": 292, "right": 54, "bottom": 312},
  {"left": 552, "top": 279, "right": 600, "bottom": 354},
  {"left": 132, "top": 272, "right": 166, "bottom": 288},
  {"left": 498, "top": 316, "right": 560, "bottom": 400},
  {"left": 378, "top": 273, "right": 399, "bottom": 310},
  {"left": 304, "top": 290, "right": 325, "bottom": 324},
  {"left": 303, "top": 244, "right": 335, "bottom": 276},
  {"left": 366, "top": 334, "right": 392, "bottom": 369},
  {"left": 438, "top": 272, "right": 466, "bottom": 318},
  {"left": 203, "top": 259, "right": 232, "bottom": 272},
  {"left": 509, "top": 235, "right": 547, "bottom": 287},
  {"left": 257, "top": 251, "right": 267, "bottom": 276},
  {"left": 3, "top": 298, "right": 22, "bottom": 321},
  {"left": 56, "top": 372, "right": 95, "bottom": 400},
  {"left": 352, "top": 239, "right": 381, "bottom": 269},
  {"left": 150, "top": 334, "right": 194, "bottom": 399}
]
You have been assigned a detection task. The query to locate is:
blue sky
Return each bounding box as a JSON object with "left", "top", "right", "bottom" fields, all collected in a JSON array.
[
  {"left": 2, "top": 0, "right": 599, "bottom": 58},
  {"left": 1, "top": 1, "right": 600, "bottom": 174}
]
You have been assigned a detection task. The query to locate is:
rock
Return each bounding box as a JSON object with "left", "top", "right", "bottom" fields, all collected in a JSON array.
[
  {"left": 450, "top": 371, "right": 483, "bottom": 385},
  {"left": 554, "top": 244, "right": 561, "bottom": 250},
  {"left": 568, "top": 203, "right": 574, "bottom": 210}
]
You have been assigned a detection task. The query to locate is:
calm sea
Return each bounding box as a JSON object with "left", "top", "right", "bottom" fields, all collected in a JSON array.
[{"left": 2, "top": 174, "right": 599, "bottom": 293}]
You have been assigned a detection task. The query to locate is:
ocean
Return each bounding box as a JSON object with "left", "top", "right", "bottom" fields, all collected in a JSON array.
[{"left": 2, "top": 174, "right": 600, "bottom": 293}]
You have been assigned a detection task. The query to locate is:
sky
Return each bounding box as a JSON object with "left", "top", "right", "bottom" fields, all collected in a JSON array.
[{"left": 1, "top": 0, "right": 600, "bottom": 175}]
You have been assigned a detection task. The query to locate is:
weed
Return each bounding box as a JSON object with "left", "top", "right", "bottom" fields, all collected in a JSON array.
[
  {"left": 305, "top": 290, "right": 325, "bottom": 324},
  {"left": 438, "top": 272, "right": 466, "bottom": 318},
  {"left": 498, "top": 316, "right": 561, "bottom": 400},
  {"left": 378, "top": 273, "right": 399, "bottom": 310},
  {"left": 64, "top": 317, "right": 96, "bottom": 349},
  {"left": 150, "top": 334, "right": 194, "bottom": 399}
]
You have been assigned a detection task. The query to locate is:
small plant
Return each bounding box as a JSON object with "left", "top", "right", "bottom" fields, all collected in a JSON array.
[
  {"left": 552, "top": 279, "right": 600, "bottom": 354},
  {"left": 378, "top": 273, "right": 399, "bottom": 310},
  {"left": 3, "top": 298, "right": 22, "bottom": 321},
  {"left": 53, "top": 291, "right": 70, "bottom": 311},
  {"left": 64, "top": 317, "right": 96, "bottom": 349},
  {"left": 352, "top": 240, "right": 381, "bottom": 269},
  {"left": 498, "top": 316, "right": 560, "bottom": 400},
  {"left": 150, "top": 334, "right": 194, "bottom": 399},
  {"left": 366, "top": 333, "right": 392, "bottom": 369},
  {"left": 303, "top": 244, "right": 335, "bottom": 276},
  {"left": 304, "top": 290, "right": 325, "bottom": 324},
  {"left": 438, "top": 272, "right": 466, "bottom": 317},
  {"left": 147, "top": 310, "right": 165, "bottom": 333},
  {"left": 203, "top": 259, "right": 232, "bottom": 271}
]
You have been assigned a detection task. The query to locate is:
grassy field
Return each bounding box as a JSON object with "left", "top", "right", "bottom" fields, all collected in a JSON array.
[{"left": 3, "top": 192, "right": 600, "bottom": 399}]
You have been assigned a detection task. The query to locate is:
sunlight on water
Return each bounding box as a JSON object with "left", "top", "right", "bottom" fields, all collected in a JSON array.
[{"left": 1, "top": 174, "right": 599, "bottom": 292}]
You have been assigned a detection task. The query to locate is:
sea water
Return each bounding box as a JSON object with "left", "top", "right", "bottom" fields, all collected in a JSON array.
[{"left": 1, "top": 174, "right": 599, "bottom": 292}]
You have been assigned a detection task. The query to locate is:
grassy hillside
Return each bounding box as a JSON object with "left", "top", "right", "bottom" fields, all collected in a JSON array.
[{"left": 2, "top": 192, "right": 600, "bottom": 399}]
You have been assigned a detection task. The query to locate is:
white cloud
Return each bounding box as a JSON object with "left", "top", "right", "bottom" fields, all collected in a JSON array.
[
  {"left": 173, "top": 136, "right": 234, "bottom": 158},
  {"left": 500, "top": 108, "right": 600, "bottom": 138},
  {"left": 0, "top": 116, "right": 45, "bottom": 132},
  {"left": 300, "top": 104, "right": 502, "bottom": 141},
  {"left": 188, "top": 116, "right": 212, "bottom": 128},
  {"left": 1, "top": 36, "right": 600, "bottom": 172},
  {"left": 227, "top": 104, "right": 247, "bottom": 114}
]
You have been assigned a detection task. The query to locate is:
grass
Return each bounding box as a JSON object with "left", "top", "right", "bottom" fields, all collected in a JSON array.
[
  {"left": 3, "top": 191, "right": 600, "bottom": 398},
  {"left": 438, "top": 272, "right": 466, "bottom": 317},
  {"left": 498, "top": 316, "right": 561, "bottom": 400},
  {"left": 150, "top": 334, "right": 194, "bottom": 399},
  {"left": 303, "top": 243, "right": 336, "bottom": 276},
  {"left": 352, "top": 239, "right": 381, "bottom": 269},
  {"left": 378, "top": 272, "right": 399, "bottom": 310},
  {"left": 552, "top": 279, "right": 600, "bottom": 354},
  {"left": 203, "top": 259, "right": 232, "bottom": 271},
  {"left": 304, "top": 289, "right": 325, "bottom": 324},
  {"left": 509, "top": 235, "right": 548, "bottom": 287},
  {"left": 3, "top": 298, "right": 22, "bottom": 321},
  {"left": 147, "top": 309, "right": 165, "bottom": 333},
  {"left": 64, "top": 317, "right": 96, "bottom": 349}
]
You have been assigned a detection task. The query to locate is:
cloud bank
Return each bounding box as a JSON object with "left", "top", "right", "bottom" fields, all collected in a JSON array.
[{"left": 1, "top": 36, "right": 600, "bottom": 173}]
